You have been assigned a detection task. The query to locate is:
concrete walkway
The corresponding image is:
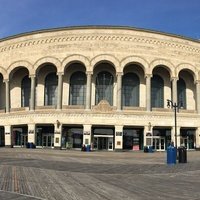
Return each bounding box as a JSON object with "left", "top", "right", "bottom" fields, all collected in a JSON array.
[{"left": 0, "top": 148, "right": 199, "bottom": 200}]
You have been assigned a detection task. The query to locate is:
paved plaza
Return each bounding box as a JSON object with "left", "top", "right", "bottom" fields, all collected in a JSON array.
[{"left": 0, "top": 148, "right": 200, "bottom": 200}]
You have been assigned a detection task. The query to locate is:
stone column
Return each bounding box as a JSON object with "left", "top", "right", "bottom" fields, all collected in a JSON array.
[
  {"left": 145, "top": 74, "right": 152, "bottom": 111},
  {"left": 30, "top": 75, "right": 35, "bottom": 111},
  {"left": 196, "top": 81, "right": 200, "bottom": 113},
  {"left": 171, "top": 126, "right": 175, "bottom": 146},
  {"left": 172, "top": 126, "right": 180, "bottom": 147},
  {"left": 83, "top": 125, "right": 92, "bottom": 146},
  {"left": 115, "top": 125, "right": 123, "bottom": 150},
  {"left": 54, "top": 120, "right": 62, "bottom": 150},
  {"left": 4, "top": 80, "right": 10, "bottom": 113},
  {"left": 86, "top": 72, "right": 92, "bottom": 110},
  {"left": 176, "top": 126, "right": 181, "bottom": 147},
  {"left": 117, "top": 73, "right": 122, "bottom": 111},
  {"left": 171, "top": 77, "right": 178, "bottom": 104},
  {"left": 195, "top": 127, "right": 200, "bottom": 149},
  {"left": 57, "top": 72, "right": 63, "bottom": 110},
  {"left": 28, "top": 124, "right": 36, "bottom": 144},
  {"left": 144, "top": 122, "right": 153, "bottom": 147},
  {"left": 4, "top": 125, "right": 12, "bottom": 147}
]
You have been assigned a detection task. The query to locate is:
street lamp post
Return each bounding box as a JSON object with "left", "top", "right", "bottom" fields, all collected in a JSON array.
[{"left": 167, "top": 99, "right": 182, "bottom": 150}]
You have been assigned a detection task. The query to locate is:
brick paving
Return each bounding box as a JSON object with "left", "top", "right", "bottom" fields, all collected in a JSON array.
[{"left": 0, "top": 148, "right": 200, "bottom": 200}]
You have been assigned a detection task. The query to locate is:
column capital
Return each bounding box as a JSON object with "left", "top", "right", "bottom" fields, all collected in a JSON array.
[
  {"left": 29, "top": 74, "right": 36, "bottom": 78},
  {"left": 170, "top": 77, "right": 179, "bottom": 82},
  {"left": 195, "top": 80, "right": 200, "bottom": 84},
  {"left": 83, "top": 124, "right": 92, "bottom": 129},
  {"left": 116, "top": 72, "right": 123, "bottom": 76},
  {"left": 86, "top": 71, "right": 93, "bottom": 75},
  {"left": 3, "top": 79, "right": 9, "bottom": 83},
  {"left": 57, "top": 72, "right": 64, "bottom": 76},
  {"left": 145, "top": 74, "right": 152, "bottom": 79},
  {"left": 115, "top": 125, "right": 123, "bottom": 131}
]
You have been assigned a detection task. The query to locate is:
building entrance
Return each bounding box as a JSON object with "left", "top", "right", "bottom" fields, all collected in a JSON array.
[
  {"left": 12, "top": 126, "right": 28, "bottom": 147},
  {"left": 42, "top": 134, "right": 54, "bottom": 147},
  {"left": 180, "top": 128, "right": 195, "bottom": 149},
  {"left": 152, "top": 137, "right": 165, "bottom": 151},
  {"left": 0, "top": 127, "right": 5, "bottom": 147},
  {"left": 93, "top": 136, "right": 113, "bottom": 151},
  {"left": 36, "top": 125, "right": 54, "bottom": 148},
  {"left": 146, "top": 128, "right": 171, "bottom": 151},
  {"left": 92, "top": 127, "right": 114, "bottom": 151}
]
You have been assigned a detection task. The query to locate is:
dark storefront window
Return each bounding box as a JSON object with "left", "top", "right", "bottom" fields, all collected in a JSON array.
[
  {"left": 62, "top": 127, "right": 83, "bottom": 148},
  {"left": 0, "top": 127, "right": 4, "bottom": 146},
  {"left": 123, "top": 129, "right": 143, "bottom": 150}
]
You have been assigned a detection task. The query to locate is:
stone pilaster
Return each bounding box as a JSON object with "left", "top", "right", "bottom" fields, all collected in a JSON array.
[
  {"left": 117, "top": 73, "right": 122, "bottom": 111},
  {"left": 195, "top": 127, "right": 200, "bottom": 149},
  {"left": 4, "top": 125, "right": 12, "bottom": 147},
  {"left": 177, "top": 126, "right": 181, "bottom": 147},
  {"left": 83, "top": 125, "right": 92, "bottom": 145},
  {"left": 86, "top": 72, "right": 92, "bottom": 110},
  {"left": 172, "top": 126, "right": 180, "bottom": 148},
  {"left": 144, "top": 123, "right": 152, "bottom": 147},
  {"left": 30, "top": 75, "right": 35, "bottom": 111},
  {"left": 115, "top": 125, "right": 123, "bottom": 150},
  {"left": 171, "top": 77, "right": 178, "bottom": 104},
  {"left": 145, "top": 74, "right": 152, "bottom": 111},
  {"left": 195, "top": 80, "right": 200, "bottom": 114},
  {"left": 54, "top": 120, "right": 62, "bottom": 149},
  {"left": 57, "top": 72, "right": 63, "bottom": 110},
  {"left": 4, "top": 79, "right": 10, "bottom": 113},
  {"left": 28, "top": 124, "right": 36, "bottom": 143}
]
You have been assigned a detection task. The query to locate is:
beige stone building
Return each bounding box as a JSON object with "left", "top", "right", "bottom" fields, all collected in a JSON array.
[{"left": 0, "top": 26, "right": 199, "bottom": 151}]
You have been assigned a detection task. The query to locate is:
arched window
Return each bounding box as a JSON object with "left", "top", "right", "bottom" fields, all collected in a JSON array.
[
  {"left": 95, "top": 71, "right": 113, "bottom": 105},
  {"left": 122, "top": 73, "right": 139, "bottom": 107},
  {"left": 151, "top": 75, "right": 164, "bottom": 108},
  {"left": 69, "top": 71, "right": 86, "bottom": 105},
  {"left": 21, "top": 75, "right": 31, "bottom": 107},
  {"left": 45, "top": 72, "right": 58, "bottom": 106},
  {"left": 177, "top": 78, "right": 186, "bottom": 109}
]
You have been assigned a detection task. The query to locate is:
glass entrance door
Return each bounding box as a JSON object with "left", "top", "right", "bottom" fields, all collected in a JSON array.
[
  {"left": 181, "top": 137, "right": 187, "bottom": 148},
  {"left": 14, "top": 131, "right": 28, "bottom": 147},
  {"left": 42, "top": 135, "right": 54, "bottom": 147},
  {"left": 108, "top": 137, "right": 113, "bottom": 151},
  {"left": 98, "top": 137, "right": 107, "bottom": 150},
  {"left": 21, "top": 134, "right": 28, "bottom": 147},
  {"left": 153, "top": 137, "right": 165, "bottom": 151},
  {"left": 180, "top": 137, "right": 195, "bottom": 149},
  {"left": 93, "top": 137, "right": 113, "bottom": 151}
]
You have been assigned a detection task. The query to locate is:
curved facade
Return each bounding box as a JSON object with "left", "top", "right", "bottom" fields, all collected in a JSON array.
[{"left": 0, "top": 26, "right": 200, "bottom": 151}]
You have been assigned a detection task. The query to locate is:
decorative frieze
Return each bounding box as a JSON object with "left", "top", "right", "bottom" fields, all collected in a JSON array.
[{"left": 1, "top": 31, "right": 200, "bottom": 55}]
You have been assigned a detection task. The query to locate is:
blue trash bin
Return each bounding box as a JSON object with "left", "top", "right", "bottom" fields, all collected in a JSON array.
[
  {"left": 30, "top": 142, "right": 34, "bottom": 149},
  {"left": 86, "top": 145, "right": 91, "bottom": 152},
  {"left": 167, "top": 145, "right": 176, "bottom": 164},
  {"left": 148, "top": 146, "right": 153, "bottom": 153}
]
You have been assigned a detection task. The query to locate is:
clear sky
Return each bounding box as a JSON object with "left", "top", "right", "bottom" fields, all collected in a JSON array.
[{"left": 0, "top": 0, "right": 200, "bottom": 39}]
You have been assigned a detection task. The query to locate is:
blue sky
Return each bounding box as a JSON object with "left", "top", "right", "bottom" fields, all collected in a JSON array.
[{"left": 0, "top": 0, "right": 200, "bottom": 39}]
